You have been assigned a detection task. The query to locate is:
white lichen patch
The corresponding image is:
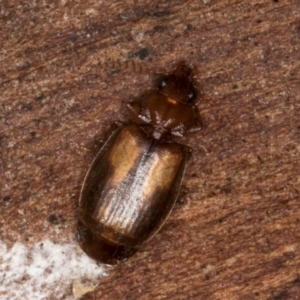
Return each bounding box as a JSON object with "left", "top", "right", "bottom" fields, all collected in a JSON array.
[{"left": 0, "top": 239, "right": 107, "bottom": 300}]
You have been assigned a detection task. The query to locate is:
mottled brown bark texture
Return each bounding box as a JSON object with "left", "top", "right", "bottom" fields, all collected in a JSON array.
[{"left": 1, "top": 0, "right": 300, "bottom": 299}]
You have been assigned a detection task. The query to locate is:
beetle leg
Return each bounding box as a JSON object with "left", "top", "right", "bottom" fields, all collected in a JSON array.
[
  {"left": 175, "top": 145, "right": 192, "bottom": 208},
  {"left": 182, "top": 144, "right": 193, "bottom": 161},
  {"left": 126, "top": 101, "right": 141, "bottom": 122},
  {"left": 186, "top": 106, "right": 203, "bottom": 134},
  {"left": 104, "top": 120, "right": 124, "bottom": 136},
  {"left": 113, "top": 120, "right": 125, "bottom": 128},
  {"left": 176, "top": 185, "right": 189, "bottom": 206},
  {"left": 102, "top": 121, "right": 124, "bottom": 140},
  {"left": 186, "top": 123, "right": 202, "bottom": 134}
]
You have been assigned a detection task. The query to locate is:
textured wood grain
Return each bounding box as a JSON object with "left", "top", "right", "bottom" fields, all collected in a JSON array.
[{"left": 1, "top": 0, "right": 300, "bottom": 299}]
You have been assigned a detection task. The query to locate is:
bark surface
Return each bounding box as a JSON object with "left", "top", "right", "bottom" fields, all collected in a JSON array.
[{"left": 1, "top": 0, "right": 299, "bottom": 299}]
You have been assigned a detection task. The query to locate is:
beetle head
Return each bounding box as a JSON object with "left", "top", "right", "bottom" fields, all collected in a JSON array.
[{"left": 157, "top": 62, "right": 198, "bottom": 105}]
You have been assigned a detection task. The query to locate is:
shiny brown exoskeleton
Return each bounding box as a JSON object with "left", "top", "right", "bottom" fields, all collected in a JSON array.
[{"left": 77, "top": 63, "right": 202, "bottom": 264}]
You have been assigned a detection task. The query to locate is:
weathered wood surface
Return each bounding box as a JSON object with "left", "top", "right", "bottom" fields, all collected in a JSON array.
[{"left": 1, "top": 0, "right": 300, "bottom": 299}]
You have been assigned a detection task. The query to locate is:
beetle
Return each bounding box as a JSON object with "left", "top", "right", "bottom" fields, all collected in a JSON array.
[{"left": 77, "top": 62, "right": 202, "bottom": 264}]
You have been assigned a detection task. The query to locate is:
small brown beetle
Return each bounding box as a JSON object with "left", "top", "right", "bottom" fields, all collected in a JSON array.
[{"left": 77, "top": 62, "right": 202, "bottom": 264}]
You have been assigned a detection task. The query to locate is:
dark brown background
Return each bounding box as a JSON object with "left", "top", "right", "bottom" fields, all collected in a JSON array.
[{"left": 1, "top": 0, "right": 300, "bottom": 299}]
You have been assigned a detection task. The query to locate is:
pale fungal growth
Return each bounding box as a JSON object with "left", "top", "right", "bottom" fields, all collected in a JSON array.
[{"left": 0, "top": 239, "right": 107, "bottom": 300}]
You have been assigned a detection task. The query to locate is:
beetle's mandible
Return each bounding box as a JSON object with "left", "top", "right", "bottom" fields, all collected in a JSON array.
[{"left": 77, "top": 62, "right": 202, "bottom": 264}]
